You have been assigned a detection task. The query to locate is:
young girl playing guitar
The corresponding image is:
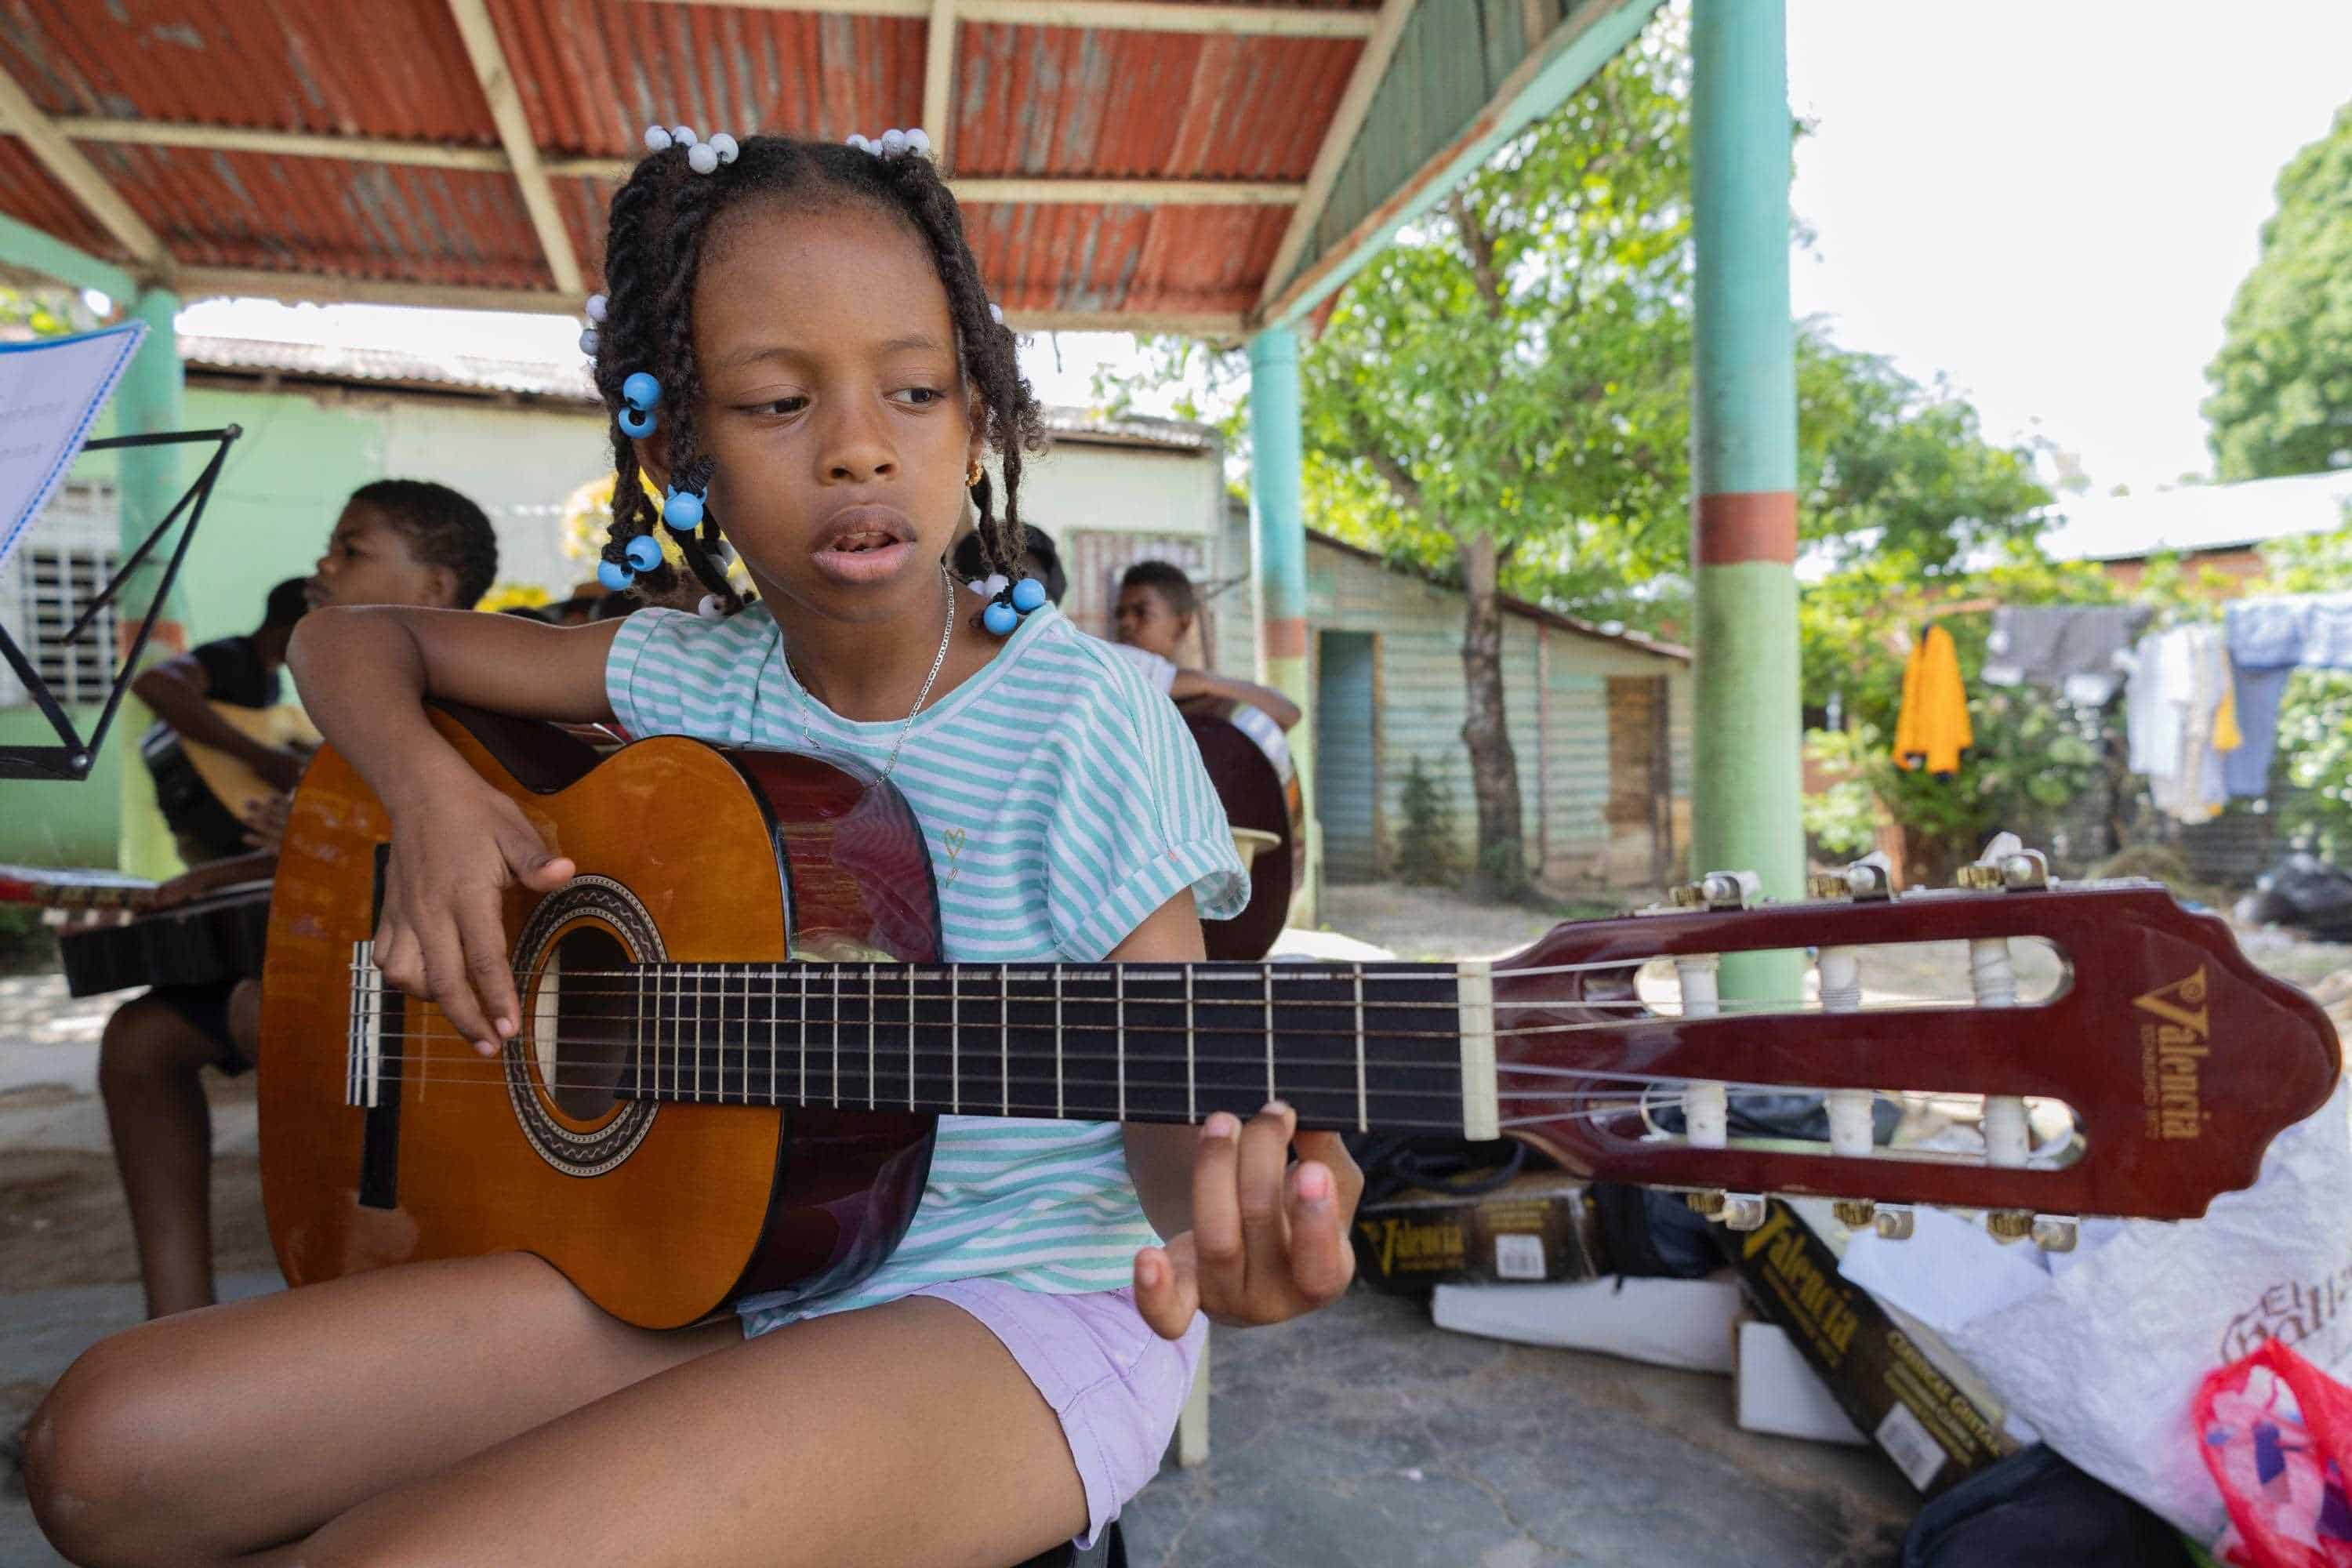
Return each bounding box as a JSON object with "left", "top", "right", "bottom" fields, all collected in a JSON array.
[{"left": 27, "top": 129, "right": 1363, "bottom": 1567}]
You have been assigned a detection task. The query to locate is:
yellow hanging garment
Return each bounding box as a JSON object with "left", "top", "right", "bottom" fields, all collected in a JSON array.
[{"left": 1892, "top": 624, "right": 1972, "bottom": 775}]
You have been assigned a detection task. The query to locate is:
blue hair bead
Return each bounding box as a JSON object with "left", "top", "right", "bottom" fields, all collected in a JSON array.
[
  {"left": 982, "top": 600, "right": 1019, "bottom": 637},
  {"left": 1010, "top": 576, "right": 1047, "bottom": 614},
  {"left": 597, "top": 559, "right": 632, "bottom": 591},
  {"left": 617, "top": 405, "right": 656, "bottom": 439},
  {"left": 623, "top": 534, "right": 663, "bottom": 573},
  {"left": 621, "top": 372, "right": 662, "bottom": 411},
  {"left": 664, "top": 488, "right": 705, "bottom": 531}
]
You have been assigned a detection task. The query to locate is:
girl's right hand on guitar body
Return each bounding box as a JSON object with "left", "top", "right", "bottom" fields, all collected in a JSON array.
[{"left": 373, "top": 774, "right": 575, "bottom": 1054}]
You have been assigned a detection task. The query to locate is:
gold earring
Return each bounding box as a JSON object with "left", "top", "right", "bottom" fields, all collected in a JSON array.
[{"left": 967, "top": 459, "right": 984, "bottom": 488}]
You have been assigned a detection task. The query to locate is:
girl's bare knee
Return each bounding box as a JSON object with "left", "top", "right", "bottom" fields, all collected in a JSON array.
[{"left": 23, "top": 1337, "right": 182, "bottom": 1567}]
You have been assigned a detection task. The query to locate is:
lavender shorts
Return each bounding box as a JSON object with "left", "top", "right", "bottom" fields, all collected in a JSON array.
[{"left": 910, "top": 1279, "right": 1206, "bottom": 1548}]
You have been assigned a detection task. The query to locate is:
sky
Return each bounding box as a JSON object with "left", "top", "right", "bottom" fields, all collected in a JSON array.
[{"left": 173, "top": 2, "right": 2352, "bottom": 501}]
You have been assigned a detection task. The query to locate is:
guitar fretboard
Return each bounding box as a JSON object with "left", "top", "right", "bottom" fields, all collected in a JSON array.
[{"left": 609, "top": 960, "right": 1472, "bottom": 1133}]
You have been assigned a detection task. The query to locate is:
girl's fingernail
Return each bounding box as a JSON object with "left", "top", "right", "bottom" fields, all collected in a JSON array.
[
  {"left": 1262, "top": 1099, "right": 1291, "bottom": 1120},
  {"left": 1202, "top": 1112, "right": 1238, "bottom": 1141},
  {"left": 476, "top": 1038, "right": 499, "bottom": 1057},
  {"left": 1298, "top": 1163, "right": 1331, "bottom": 1203},
  {"left": 495, "top": 1017, "right": 515, "bottom": 1037},
  {"left": 1138, "top": 1255, "right": 1162, "bottom": 1290}
]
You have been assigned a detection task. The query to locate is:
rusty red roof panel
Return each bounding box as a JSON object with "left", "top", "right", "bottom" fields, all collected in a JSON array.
[
  {"left": 953, "top": 26, "right": 1356, "bottom": 180},
  {"left": 0, "top": 140, "right": 120, "bottom": 261},
  {"left": 971, "top": 201, "right": 1286, "bottom": 315},
  {"left": 90, "top": 145, "right": 549, "bottom": 287},
  {"left": 0, "top": 0, "right": 495, "bottom": 143},
  {"left": 490, "top": 0, "right": 925, "bottom": 153}
]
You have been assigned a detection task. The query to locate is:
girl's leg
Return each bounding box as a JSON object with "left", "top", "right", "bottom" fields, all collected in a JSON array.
[
  {"left": 24, "top": 1251, "right": 737, "bottom": 1567},
  {"left": 96, "top": 994, "right": 228, "bottom": 1318},
  {"left": 252, "top": 1294, "right": 1090, "bottom": 1568}
]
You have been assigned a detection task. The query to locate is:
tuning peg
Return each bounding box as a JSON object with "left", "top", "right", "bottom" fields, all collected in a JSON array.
[
  {"left": 1684, "top": 1189, "right": 1726, "bottom": 1218},
  {"left": 1719, "top": 1192, "right": 1767, "bottom": 1232},
  {"left": 1956, "top": 842, "right": 2050, "bottom": 892},
  {"left": 1833, "top": 1198, "right": 1876, "bottom": 1230},
  {"left": 2031, "top": 1214, "right": 2078, "bottom": 1254},
  {"left": 1985, "top": 1208, "right": 2034, "bottom": 1243},
  {"left": 1671, "top": 869, "right": 1762, "bottom": 910},
  {"left": 1872, "top": 1205, "right": 1915, "bottom": 1240}
]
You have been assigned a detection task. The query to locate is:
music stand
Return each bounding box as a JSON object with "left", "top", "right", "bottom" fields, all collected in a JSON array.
[{"left": 0, "top": 423, "right": 243, "bottom": 780}]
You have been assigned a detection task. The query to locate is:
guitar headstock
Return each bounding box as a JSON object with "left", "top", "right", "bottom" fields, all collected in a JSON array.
[{"left": 1488, "top": 869, "right": 2339, "bottom": 1238}]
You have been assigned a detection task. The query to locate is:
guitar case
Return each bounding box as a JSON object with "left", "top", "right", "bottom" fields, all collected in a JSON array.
[{"left": 1179, "top": 697, "right": 1304, "bottom": 963}]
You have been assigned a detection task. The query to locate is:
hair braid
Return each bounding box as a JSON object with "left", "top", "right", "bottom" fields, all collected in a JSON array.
[{"left": 586, "top": 133, "right": 1050, "bottom": 613}]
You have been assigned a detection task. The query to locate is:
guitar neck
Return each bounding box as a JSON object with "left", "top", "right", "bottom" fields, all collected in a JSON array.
[{"left": 604, "top": 960, "right": 1486, "bottom": 1136}]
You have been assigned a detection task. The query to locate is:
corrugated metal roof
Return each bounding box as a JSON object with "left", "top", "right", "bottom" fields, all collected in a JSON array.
[
  {"left": 0, "top": 0, "right": 1397, "bottom": 321},
  {"left": 177, "top": 331, "right": 1217, "bottom": 448},
  {"left": 2037, "top": 471, "right": 2352, "bottom": 564}
]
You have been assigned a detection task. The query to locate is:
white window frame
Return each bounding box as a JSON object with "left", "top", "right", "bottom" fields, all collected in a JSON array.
[{"left": 0, "top": 479, "right": 121, "bottom": 710}]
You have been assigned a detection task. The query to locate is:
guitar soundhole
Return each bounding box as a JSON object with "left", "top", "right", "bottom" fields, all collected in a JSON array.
[{"left": 535, "top": 924, "right": 635, "bottom": 1123}]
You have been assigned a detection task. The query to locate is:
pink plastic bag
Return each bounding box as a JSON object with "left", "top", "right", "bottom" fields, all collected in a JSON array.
[{"left": 2198, "top": 1338, "right": 2352, "bottom": 1567}]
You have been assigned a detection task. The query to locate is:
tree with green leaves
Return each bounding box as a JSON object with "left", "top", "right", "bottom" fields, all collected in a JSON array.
[
  {"left": 1100, "top": 14, "right": 2049, "bottom": 895},
  {"left": 2204, "top": 101, "right": 2352, "bottom": 480}
]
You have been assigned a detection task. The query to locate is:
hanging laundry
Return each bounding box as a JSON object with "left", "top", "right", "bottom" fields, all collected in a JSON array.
[
  {"left": 2224, "top": 593, "right": 2352, "bottom": 798},
  {"left": 1892, "top": 623, "right": 1972, "bottom": 775},
  {"left": 1980, "top": 604, "right": 2154, "bottom": 706},
  {"left": 2142, "top": 625, "right": 2239, "bottom": 823}
]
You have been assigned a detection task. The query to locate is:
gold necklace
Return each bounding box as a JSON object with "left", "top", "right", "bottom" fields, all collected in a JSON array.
[{"left": 784, "top": 565, "right": 957, "bottom": 786}]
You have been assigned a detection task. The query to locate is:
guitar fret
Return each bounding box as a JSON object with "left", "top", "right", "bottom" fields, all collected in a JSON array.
[
  {"left": 906, "top": 967, "right": 916, "bottom": 1112},
  {"left": 1115, "top": 964, "right": 1127, "bottom": 1122},
  {"left": 1000, "top": 964, "right": 1011, "bottom": 1119},
  {"left": 1185, "top": 964, "right": 1196, "bottom": 1123},
  {"left": 1263, "top": 962, "right": 1275, "bottom": 1105},
  {"left": 830, "top": 964, "right": 841, "bottom": 1109},
  {"left": 866, "top": 965, "right": 877, "bottom": 1110},
  {"left": 1052, "top": 966, "right": 1064, "bottom": 1119},
  {"left": 768, "top": 962, "right": 779, "bottom": 1107},
  {"left": 1353, "top": 965, "right": 1367, "bottom": 1134},
  {"left": 949, "top": 964, "right": 960, "bottom": 1116}
]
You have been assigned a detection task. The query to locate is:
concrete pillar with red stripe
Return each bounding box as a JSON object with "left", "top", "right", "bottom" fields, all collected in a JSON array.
[
  {"left": 1690, "top": 0, "right": 1802, "bottom": 995},
  {"left": 1248, "top": 325, "right": 1317, "bottom": 924}
]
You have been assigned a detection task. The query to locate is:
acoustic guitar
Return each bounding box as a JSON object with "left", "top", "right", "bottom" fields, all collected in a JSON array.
[
  {"left": 260, "top": 706, "right": 2340, "bottom": 1330},
  {"left": 172, "top": 702, "right": 321, "bottom": 823},
  {"left": 1179, "top": 695, "right": 1305, "bottom": 963}
]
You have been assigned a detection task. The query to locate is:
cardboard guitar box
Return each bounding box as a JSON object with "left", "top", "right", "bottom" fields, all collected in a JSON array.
[
  {"left": 1719, "top": 1196, "right": 2019, "bottom": 1495},
  {"left": 1350, "top": 1172, "right": 1607, "bottom": 1293}
]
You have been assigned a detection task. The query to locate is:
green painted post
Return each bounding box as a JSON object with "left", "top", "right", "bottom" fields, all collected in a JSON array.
[
  {"left": 113, "top": 285, "right": 188, "bottom": 877},
  {"left": 1690, "top": 0, "right": 1801, "bottom": 997},
  {"left": 1248, "top": 325, "right": 1318, "bottom": 924}
]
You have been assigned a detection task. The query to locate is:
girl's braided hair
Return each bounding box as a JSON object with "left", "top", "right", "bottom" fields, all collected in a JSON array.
[{"left": 586, "top": 135, "right": 1047, "bottom": 610}]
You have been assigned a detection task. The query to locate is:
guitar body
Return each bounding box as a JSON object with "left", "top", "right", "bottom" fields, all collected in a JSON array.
[
  {"left": 259, "top": 706, "right": 940, "bottom": 1329},
  {"left": 1180, "top": 697, "right": 1303, "bottom": 961},
  {"left": 183, "top": 702, "right": 321, "bottom": 822}
]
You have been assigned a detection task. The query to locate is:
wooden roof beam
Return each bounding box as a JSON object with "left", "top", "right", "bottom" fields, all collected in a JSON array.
[
  {"left": 445, "top": 0, "right": 584, "bottom": 296},
  {"left": 52, "top": 119, "right": 1299, "bottom": 204},
  {"left": 638, "top": 0, "right": 1379, "bottom": 37},
  {"left": 922, "top": 0, "right": 960, "bottom": 169},
  {"left": 1256, "top": 0, "right": 1417, "bottom": 316},
  {"left": 0, "top": 66, "right": 169, "bottom": 281},
  {"left": 174, "top": 267, "right": 1247, "bottom": 338}
]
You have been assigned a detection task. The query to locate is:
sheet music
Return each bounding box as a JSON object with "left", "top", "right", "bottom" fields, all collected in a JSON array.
[{"left": 0, "top": 321, "right": 147, "bottom": 574}]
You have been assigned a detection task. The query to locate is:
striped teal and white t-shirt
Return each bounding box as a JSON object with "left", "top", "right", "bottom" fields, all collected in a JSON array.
[{"left": 604, "top": 600, "right": 1249, "bottom": 1327}]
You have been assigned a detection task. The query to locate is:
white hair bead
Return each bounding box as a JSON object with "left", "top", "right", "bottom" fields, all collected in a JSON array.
[
  {"left": 584, "top": 292, "right": 608, "bottom": 323},
  {"left": 709, "top": 132, "right": 739, "bottom": 165},
  {"left": 643, "top": 125, "right": 673, "bottom": 151},
  {"left": 880, "top": 129, "right": 909, "bottom": 157},
  {"left": 989, "top": 303, "right": 1005, "bottom": 325},
  {"left": 905, "top": 128, "right": 931, "bottom": 156},
  {"left": 688, "top": 143, "right": 719, "bottom": 174},
  {"left": 697, "top": 594, "right": 726, "bottom": 619},
  {"left": 846, "top": 133, "right": 873, "bottom": 153},
  {"left": 578, "top": 327, "right": 600, "bottom": 355},
  {"left": 670, "top": 125, "right": 698, "bottom": 147}
]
